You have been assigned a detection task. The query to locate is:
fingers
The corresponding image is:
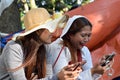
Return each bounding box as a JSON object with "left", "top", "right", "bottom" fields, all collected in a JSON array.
[
  {"left": 64, "top": 71, "right": 80, "bottom": 80},
  {"left": 63, "top": 65, "right": 73, "bottom": 71},
  {"left": 65, "top": 61, "right": 86, "bottom": 71},
  {"left": 31, "top": 73, "right": 35, "bottom": 79},
  {"left": 92, "top": 64, "right": 105, "bottom": 75},
  {"left": 63, "top": 63, "right": 80, "bottom": 71},
  {"left": 30, "top": 73, "right": 38, "bottom": 80},
  {"left": 103, "top": 61, "right": 113, "bottom": 71},
  {"left": 64, "top": 75, "right": 78, "bottom": 80},
  {"left": 73, "top": 61, "right": 86, "bottom": 67},
  {"left": 81, "top": 60, "right": 87, "bottom": 65},
  {"left": 58, "top": 62, "right": 84, "bottom": 80},
  {"left": 32, "top": 75, "right": 38, "bottom": 80},
  {"left": 58, "top": 66, "right": 81, "bottom": 80},
  {"left": 100, "top": 53, "right": 115, "bottom": 67},
  {"left": 102, "top": 57, "right": 114, "bottom": 71}
]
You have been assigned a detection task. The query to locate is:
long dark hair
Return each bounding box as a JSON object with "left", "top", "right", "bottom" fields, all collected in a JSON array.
[
  {"left": 15, "top": 29, "right": 46, "bottom": 79},
  {"left": 62, "top": 17, "right": 92, "bottom": 40},
  {"left": 62, "top": 17, "right": 92, "bottom": 63}
]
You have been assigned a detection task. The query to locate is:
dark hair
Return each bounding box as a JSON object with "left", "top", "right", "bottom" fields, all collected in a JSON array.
[
  {"left": 15, "top": 29, "right": 46, "bottom": 79},
  {"left": 62, "top": 17, "right": 92, "bottom": 63},
  {"left": 62, "top": 17, "right": 92, "bottom": 41}
]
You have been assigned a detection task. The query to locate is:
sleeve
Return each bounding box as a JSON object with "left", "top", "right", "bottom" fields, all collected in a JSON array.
[
  {"left": 79, "top": 70, "right": 101, "bottom": 80},
  {"left": 3, "top": 44, "right": 59, "bottom": 80},
  {"left": 3, "top": 44, "right": 27, "bottom": 80},
  {"left": 79, "top": 46, "right": 101, "bottom": 80},
  {"left": 81, "top": 46, "right": 93, "bottom": 70},
  {"left": 77, "top": 46, "right": 93, "bottom": 80},
  {"left": 77, "top": 69, "right": 93, "bottom": 80},
  {"left": 83, "top": 47, "right": 102, "bottom": 80}
]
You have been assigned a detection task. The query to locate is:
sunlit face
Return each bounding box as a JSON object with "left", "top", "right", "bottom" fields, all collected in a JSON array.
[
  {"left": 37, "top": 29, "right": 53, "bottom": 44},
  {"left": 69, "top": 26, "right": 92, "bottom": 49}
]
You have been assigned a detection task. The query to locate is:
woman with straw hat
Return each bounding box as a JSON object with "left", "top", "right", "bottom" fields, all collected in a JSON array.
[{"left": 0, "top": 8, "right": 82, "bottom": 80}]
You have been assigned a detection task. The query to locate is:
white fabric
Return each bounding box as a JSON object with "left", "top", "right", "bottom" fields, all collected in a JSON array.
[
  {"left": 60, "top": 15, "right": 86, "bottom": 38},
  {"left": 46, "top": 15, "right": 100, "bottom": 80},
  {"left": 0, "top": 40, "right": 58, "bottom": 80},
  {"left": 0, "top": 0, "right": 14, "bottom": 16},
  {"left": 46, "top": 38, "right": 93, "bottom": 80}
]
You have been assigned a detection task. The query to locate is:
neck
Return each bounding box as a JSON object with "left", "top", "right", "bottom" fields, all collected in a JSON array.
[{"left": 66, "top": 42, "right": 78, "bottom": 63}]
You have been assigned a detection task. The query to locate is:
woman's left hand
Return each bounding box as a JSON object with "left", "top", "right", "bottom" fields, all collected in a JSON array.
[
  {"left": 57, "top": 62, "right": 82, "bottom": 80},
  {"left": 30, "top": 73, "right": 38, "bottom": 80}
]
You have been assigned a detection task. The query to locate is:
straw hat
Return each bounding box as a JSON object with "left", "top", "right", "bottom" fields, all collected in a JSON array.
[{"left": 13, "top": 8, "right": 66, "bottom": 39}]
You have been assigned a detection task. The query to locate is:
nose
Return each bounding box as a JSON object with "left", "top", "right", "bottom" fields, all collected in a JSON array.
[{"left": 84, "top": 36, "right": 90, "bottom": 42}]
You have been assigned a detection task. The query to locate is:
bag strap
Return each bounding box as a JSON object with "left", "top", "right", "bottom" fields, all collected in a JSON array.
[
  {"left": 52, "top": 46, "right": 64, "bottom": 68},
  {"left": 77, "top": 49, "right": 82, "bottom": 62},
  {"left": 69, "top": 50, "right": 82, "bottom": 65}
]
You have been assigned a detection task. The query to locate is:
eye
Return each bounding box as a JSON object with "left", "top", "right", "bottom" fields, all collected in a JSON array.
[
  {"left": 80, "top": 33, "right": 91, "bottom": 37},
  {"left": 81, "top": 34, "right": 86, "bottom": 37},
  {"left": 88, "top": 34, "right": 91, "bottom": 37}
]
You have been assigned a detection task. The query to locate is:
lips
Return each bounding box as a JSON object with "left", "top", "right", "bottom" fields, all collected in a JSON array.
[{"left": 79, "top": 42, "right": 85, "bottom": 46}]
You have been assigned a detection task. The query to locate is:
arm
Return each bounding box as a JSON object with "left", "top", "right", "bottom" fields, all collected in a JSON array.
[
  {"left": 79, "top": 46, "right": 103, "bottom": 80},
  {"left": 3, "top": 42, "right": 59, "bottom": 80},
  {"left": 77, "top": 46, "right": 93, "bottom": 80},
  {"left": 81, "top": 46, "right": 93, "bottom": 70},
  {"left": 3, "top": 42, "right": 27, "bottom": 80},
  {"left": 77, "top": 69, "right": 93, "bottom": 80}
]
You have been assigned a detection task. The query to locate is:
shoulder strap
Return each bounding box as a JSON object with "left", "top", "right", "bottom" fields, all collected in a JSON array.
[
  {"left": 77, "top": 50, "right": 82, "bottom": 62},
  {"left": 52, "top": 46, "right": 64, "bottom": 68}
]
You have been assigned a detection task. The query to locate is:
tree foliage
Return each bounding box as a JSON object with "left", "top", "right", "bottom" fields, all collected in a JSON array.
[
  {"left": 18, "top": 0, "right": 92, "bottom": 14},
  {"left": 17, "top": 0, "right": 92, "bottom": 29}
]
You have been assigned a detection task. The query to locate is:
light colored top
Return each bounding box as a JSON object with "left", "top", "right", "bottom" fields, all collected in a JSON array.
[
  {"left": 45, "top": 15, "right": 101, "bottom": 80},
  {"left": 0, "top": 40, "right": 58, "bottom": 80},
  {"left": 46, "top": 38, "right": 99, "bottom": 80}
]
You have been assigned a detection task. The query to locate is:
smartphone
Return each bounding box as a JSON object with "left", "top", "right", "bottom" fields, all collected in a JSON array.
[
  {"left": 101, "top": 52, "right": 116, "bottom": 66},
  {"left": 73, "top": 61, "right": 86, "bottom": 71}
]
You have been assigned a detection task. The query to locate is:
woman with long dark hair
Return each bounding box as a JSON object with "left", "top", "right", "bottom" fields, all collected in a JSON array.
[
  {"left": 46, "top": 15, "right": 110, "bottom": 80},
  {"left": 0, "top": 8, "right": 81, "bottom": 80}
]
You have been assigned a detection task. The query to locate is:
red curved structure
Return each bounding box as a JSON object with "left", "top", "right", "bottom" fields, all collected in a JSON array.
[{"left": 66, "top": 0, "right": 120, "bottom": 79}]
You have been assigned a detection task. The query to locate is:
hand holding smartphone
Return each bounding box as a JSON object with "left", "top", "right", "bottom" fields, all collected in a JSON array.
[
  {"left": 100, "top": 52, "right": 116, "bottom": 67},
  {"left": 73, "top": 60, "right": 86, "bottom": 71}
]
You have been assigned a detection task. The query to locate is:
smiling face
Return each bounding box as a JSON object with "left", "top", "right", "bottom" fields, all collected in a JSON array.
[{"left": 69, "top": 26, "right": 92, "bottom": 49}]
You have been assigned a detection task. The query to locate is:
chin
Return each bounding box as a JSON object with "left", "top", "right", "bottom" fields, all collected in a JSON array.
[
  {"left": 43, "top": 41, "right": 51, "bottom": 44},
  {"left": 47, "top": 41, "right": 52, "bottom": 44},
  {"left": 79, "top": 45, "right": 84, "bottom": 49}
]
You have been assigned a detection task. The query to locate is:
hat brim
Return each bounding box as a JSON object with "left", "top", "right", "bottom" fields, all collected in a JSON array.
[{"left": 13, "top": 16, "right": 64, "bottom": 40}]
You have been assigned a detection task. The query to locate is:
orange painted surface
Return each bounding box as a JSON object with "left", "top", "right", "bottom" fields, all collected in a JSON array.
[{"left": 66, "top": 0, "right": 120, "bottom": 79}]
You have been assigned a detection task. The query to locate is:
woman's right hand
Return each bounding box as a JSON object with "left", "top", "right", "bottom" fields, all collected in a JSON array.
[
  {"left": 91, "top": 54, "right": 115, "bottom": 75},
  {"left": 91, "top": 64, "right": 105, "bottom": 75},
  {"left": 57, "top": 63, "right": 82, "bottom": 80}
]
